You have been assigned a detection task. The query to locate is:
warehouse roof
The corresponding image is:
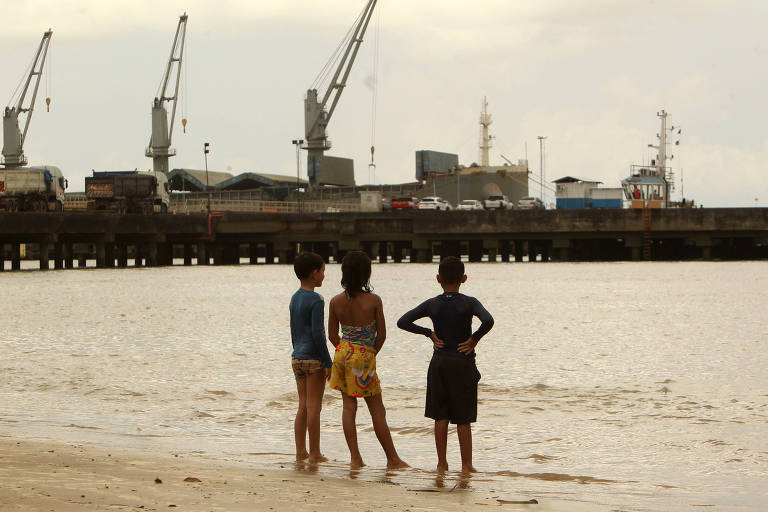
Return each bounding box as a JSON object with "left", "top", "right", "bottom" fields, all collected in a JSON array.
[
  {"left": 167, "top": 169, "right": 234, "bottom": 191},
  {"left": 216, "top": 172, "right": 308, "bottom": 190},
  {"left": 552, "top": 176, "right": 602, "bottom": 184},
  {"left": 167, "top": 168, "right": 310, "bottom": 191}
]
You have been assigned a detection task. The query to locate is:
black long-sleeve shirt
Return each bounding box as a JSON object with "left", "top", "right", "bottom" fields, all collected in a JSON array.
[{"left": 397, "top": 292, "right": 494, "bottom": 359}]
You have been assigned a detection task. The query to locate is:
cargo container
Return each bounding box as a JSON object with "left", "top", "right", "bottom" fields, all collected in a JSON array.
[
  {"left": 86, "top": 170, "right": 169, "bottom": 214},
  {"left": 554, "top": 176, "right": 622, "bottom": 209}
]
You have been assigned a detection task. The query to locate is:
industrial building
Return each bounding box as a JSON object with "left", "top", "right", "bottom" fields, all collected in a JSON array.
[
  {"left": 415, "top": 150, "right": 460, "bottom": 181},
  {"left": 554, "top": 176, "right": 623, "bottom": 209}
]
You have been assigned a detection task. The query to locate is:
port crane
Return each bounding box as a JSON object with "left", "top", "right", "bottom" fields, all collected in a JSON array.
[
  {"left": 146, "top": 13, "right": 188, "bottom": 174},
  {"left": 304, "top": 0, "right": 377, "bottom": 186},
  {"left": 2, "top": 30, "right": 52, "bottom": 168}
]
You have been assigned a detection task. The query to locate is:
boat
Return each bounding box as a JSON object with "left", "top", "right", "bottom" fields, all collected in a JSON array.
[{"left": 621, "top": 110, "right": 682, "bottom": 208}]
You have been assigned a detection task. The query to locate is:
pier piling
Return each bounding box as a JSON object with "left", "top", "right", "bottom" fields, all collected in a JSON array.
[
  {"left": 12, "top": 243, "right": 21, "bottom": 270},
  {"left": 1, "top": 209, "right": 766, "bottom": 270}
]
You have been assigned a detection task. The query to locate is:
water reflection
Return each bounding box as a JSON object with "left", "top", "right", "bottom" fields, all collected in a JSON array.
[{"left": 1, "top": 262, "right": 766, "bottom": 511}]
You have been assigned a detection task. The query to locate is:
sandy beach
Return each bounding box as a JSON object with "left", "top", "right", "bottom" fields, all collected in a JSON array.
[{"left": 0, "top": 437, "right": 614, "bottom": 511}]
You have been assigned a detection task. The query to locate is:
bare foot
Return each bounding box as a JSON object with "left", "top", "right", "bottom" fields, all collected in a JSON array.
[
  {"left": 296, "top": 451, "right": 309, "bottom": 461},
  {"left": 461, "top": 465, "right": 477, "bottom": 473},
  {"left": 386, "top": 458, "right": 410, "bottom": 469},
  {"left": 308, "top": 453, "right": 329, "bottom": 463},
  {"left": 350, "top": 456, "right": 365, "bottom": 468},
  {"left": 436, "top": 463, "right": 449, "bottom": 472}
]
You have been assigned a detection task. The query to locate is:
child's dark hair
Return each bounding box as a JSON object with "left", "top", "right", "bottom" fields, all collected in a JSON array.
[
  {"left": 294, "top": 252, "right": 324, "bottom": 280},
  {"left": 438, "top": 256, "right": 464, "bottom": 284},
  {"left": 341, "top": 251, "right": 372, "bottom": 297}
]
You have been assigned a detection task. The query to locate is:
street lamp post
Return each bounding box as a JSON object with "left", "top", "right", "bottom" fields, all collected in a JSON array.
[
  {"left": 537, "top": 136, "right": 547, "bottom": 202},
  {"left": 292, "top": 139, "right": 304, "bottom": 213},
  {"left": 203, "top": 142, "right": 210, "bottom": 215},
  {"left": 537, "top": 135, "right": 547, "bottom": 202}
]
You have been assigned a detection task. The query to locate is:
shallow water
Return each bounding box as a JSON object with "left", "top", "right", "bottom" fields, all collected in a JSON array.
[{"left": 1, "top": 261, "right": 767, "bottom": 511}]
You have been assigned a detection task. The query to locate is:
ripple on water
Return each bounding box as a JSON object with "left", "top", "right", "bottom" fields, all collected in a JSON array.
[
  {"left": 2, "top": 262, "right": 767, "bottom": 511},
  {"left": 491, "top": 470, "right": 617, "bottom": 484},
  {"left": 205, "top": 390, "right": 234, "bottom": 397}
]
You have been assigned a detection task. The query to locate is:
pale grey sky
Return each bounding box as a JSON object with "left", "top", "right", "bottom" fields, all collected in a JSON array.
[{"left": 2, "top": 0, "right": 766, "bottom": 206}]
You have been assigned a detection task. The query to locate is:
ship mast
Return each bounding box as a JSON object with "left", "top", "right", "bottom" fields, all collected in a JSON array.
[
  {"left": 647, "top": 109, "right": 679, "bottom": 207},
  {"left": 479, "top": 97, "right": 494, "bottom": 166}
]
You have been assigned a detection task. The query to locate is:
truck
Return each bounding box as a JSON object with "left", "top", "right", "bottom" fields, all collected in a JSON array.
[
  {"left": 85, "top": 170, "right": 170, "bottom": 214},
  {"left": 0, "top": 166, "right": 67, "bottom": 212}
]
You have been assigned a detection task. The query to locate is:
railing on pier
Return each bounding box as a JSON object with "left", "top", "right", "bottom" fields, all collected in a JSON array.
[
  {"left": 63, "top": 194, "right": 88, "bottom": 211},
  {"left": 169, "top": 198, "right": 360, "bottom": 214},
  {"left": 63, "top": 195, "right": 361, "bottom": 214}
]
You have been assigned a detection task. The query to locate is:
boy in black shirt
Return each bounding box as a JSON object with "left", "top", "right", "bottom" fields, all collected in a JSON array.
[{"left": 397, "top": 256, "right": 494, "bottom": 472}]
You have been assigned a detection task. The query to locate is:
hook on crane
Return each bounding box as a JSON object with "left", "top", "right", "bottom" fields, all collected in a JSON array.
[
  {"left": 368, "top": 145, "right": 377, "bottom": 184},
  {"left": 45, "top": 97, "right": 51, "bottom": 112},
  {"left": 182, "top": 118, "right": 187, "bottom": 133}
]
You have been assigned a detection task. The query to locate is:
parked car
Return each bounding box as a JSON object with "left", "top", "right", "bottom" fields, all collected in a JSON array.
[
  {"left": 457, "top": 199, "right": 484, "bottom": 211},
  {"left": 417, "top": 196, "right": 452, "bottom": 211},
  {"left": 391, "top": 196, "right": 419, "bottom": 209},
  {"left": 483, "top": 195, "right": 512, "bottom": 210},
  {"left": 516, "top": 196, "right": 545, "bottom": 209}
]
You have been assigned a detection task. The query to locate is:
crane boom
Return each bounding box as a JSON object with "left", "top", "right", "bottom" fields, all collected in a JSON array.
[
  {"left": 146, "top": 13, "right": 188, "bottom": 174},
  {"left": 2, "top": 29, "right": 53, "bottom": 168},
  {"left": 304, "top": 0, "right": 377, "bottom": 186}
]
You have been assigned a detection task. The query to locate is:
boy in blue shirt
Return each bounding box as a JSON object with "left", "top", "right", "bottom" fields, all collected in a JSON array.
[
  {"left": 397, "top": 256, "right": 494, "bottom": 473},
  {"left": 289, "top": 252, "right": 332, "bottom": 463}
]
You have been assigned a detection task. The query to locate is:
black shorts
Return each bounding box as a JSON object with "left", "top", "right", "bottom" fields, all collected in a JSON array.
[{"left": 425, "top": 352, "right": 481, "bottom": 424}]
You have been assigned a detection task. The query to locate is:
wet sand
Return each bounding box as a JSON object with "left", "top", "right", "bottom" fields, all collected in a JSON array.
[{"left": 0, "top": 437, "right": 612, "bottom": 511}]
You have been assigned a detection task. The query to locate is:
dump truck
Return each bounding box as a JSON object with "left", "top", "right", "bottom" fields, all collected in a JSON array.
[
  {"left": 85, "top": 170, "right": 169, "bottom": 214},
  {"left": 0, "top": 166, "right": 67, "bottom": 212}
]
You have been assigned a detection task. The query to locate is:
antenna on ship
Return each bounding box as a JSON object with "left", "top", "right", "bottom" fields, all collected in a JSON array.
[
  {"left": 479, "top": 97, "right": 494, "bottom": 166},
  {"left": 646, "top": 110, "right": 682, "bottom": 207}
]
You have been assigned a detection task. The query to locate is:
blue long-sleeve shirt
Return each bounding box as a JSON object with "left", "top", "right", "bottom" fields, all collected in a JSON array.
[
  {"left": 289, "top": 288, "right": 332, "bottom": 368},
  {"left": 397, "top": 292, "right": 494, "bottom": 359}
]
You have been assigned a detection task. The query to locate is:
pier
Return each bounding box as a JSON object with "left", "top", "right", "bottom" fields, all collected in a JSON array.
[{"left": 1, "top": 208, "right": 767, "bottom": 270}]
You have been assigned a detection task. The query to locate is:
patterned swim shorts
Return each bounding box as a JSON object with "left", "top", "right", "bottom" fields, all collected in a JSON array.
[
  {"left": 292, "top": 358, "right": 324, "bottom": 378},
  {"left": 329, "top": 340, "right": 381, "bottom": 398}
]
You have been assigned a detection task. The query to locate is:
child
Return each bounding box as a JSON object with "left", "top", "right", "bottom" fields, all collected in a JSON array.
[
  {"left": 397, "top": 256, "right": 494, "bottom": 473},
  {"left": 289, "top": 251, "right": 332, "bottom": 463},
  {"left": 328, "top": 251, "right": 408, "bottom": 469}
]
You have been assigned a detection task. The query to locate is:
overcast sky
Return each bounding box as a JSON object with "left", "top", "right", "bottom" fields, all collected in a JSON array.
[{"left": 2, "top": 0, "right": 766, "bottom": 206}]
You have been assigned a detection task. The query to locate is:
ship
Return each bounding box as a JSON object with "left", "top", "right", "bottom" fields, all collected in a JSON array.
[
  {"left": 621, "top": 110, "right": 688, "bottom": 208},
  {"left": 395, "top": 97, "right": 530, "bottom": 206}
]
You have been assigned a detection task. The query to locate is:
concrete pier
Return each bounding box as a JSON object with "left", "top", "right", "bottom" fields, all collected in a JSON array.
[{"left": 1, "top": 209, "right": 767, "bottom": 270}]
